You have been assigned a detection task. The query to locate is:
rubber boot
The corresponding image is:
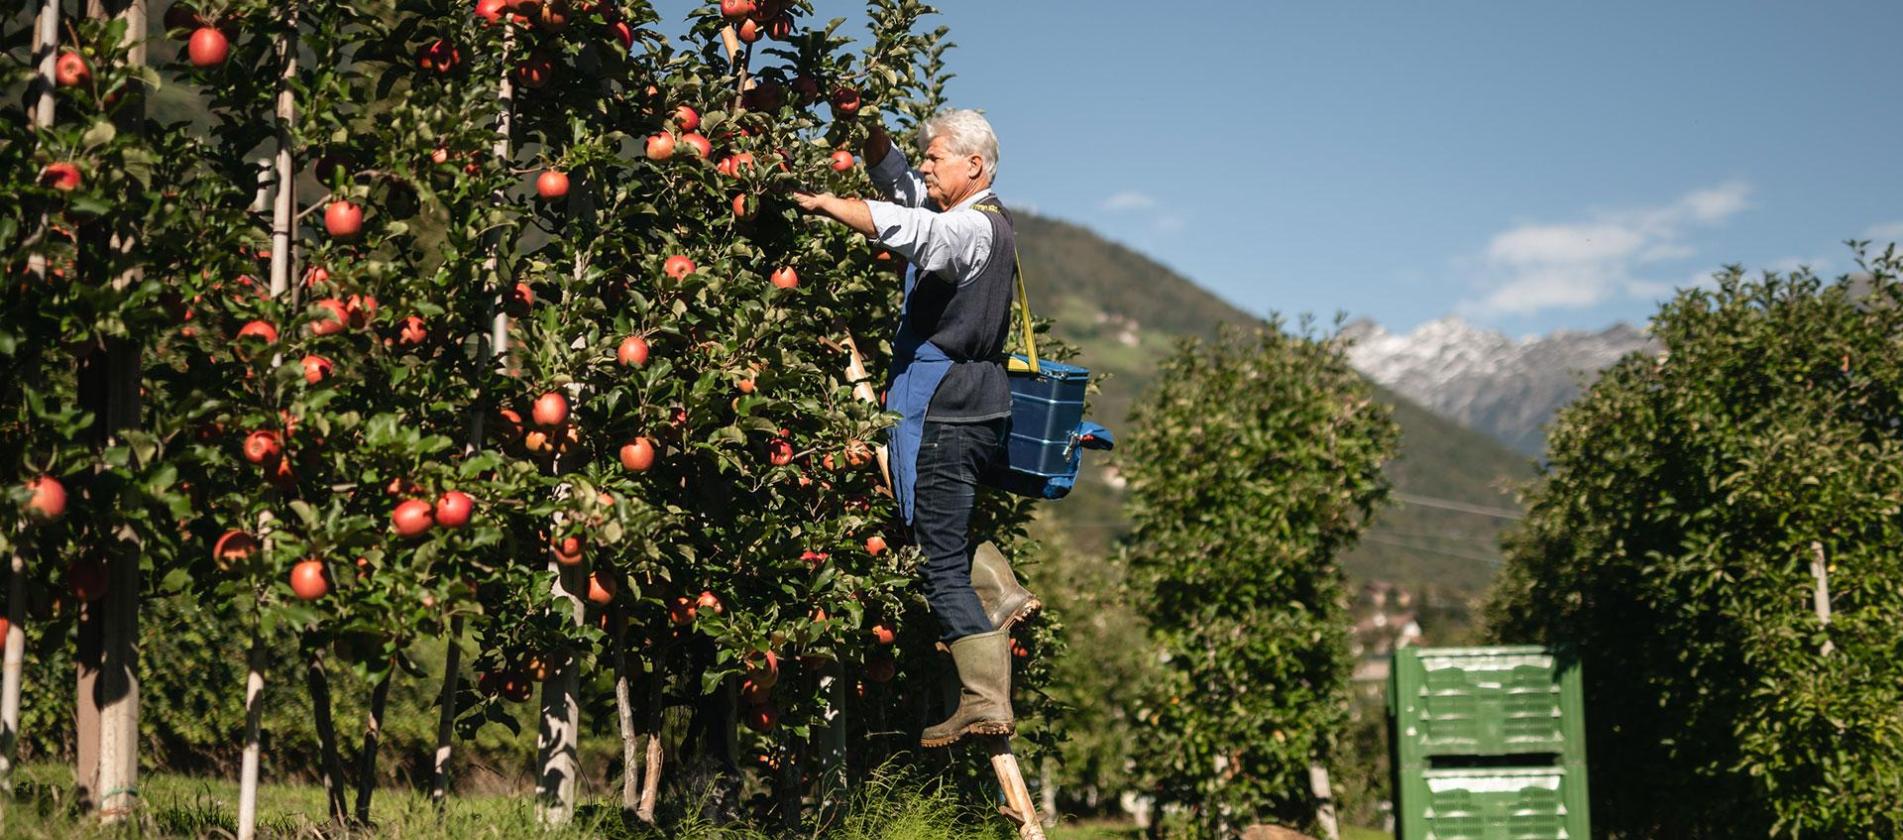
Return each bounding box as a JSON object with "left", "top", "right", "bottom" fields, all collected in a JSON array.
[
  {"left": 971, "top": 541, "right": 1041, "bottom": 632},
  {"left": 919, "top": 630, "right": 1014, "bottom": 748}
]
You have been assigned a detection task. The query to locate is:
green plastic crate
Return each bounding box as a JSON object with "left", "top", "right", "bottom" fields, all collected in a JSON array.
[
  {"left": 1389, "top": 646, "right": 1586, "bottom": 765},
  {"left": 1395, "top": 765, "right": 1590, "bottom": 840}
]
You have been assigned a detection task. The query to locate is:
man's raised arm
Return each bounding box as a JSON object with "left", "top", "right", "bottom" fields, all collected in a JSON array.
[{"left": 863, "top": 124, "right": 929, "bottom": 209}]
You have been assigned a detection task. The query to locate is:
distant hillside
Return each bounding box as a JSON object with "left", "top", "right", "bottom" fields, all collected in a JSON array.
[{"left": 1016, "top": 214, "right": 1532, "bottom": 637}]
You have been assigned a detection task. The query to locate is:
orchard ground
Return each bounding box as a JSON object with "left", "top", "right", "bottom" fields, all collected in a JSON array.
[{"left": 2, "top": 762, "right": 1394, "bottom": 839}]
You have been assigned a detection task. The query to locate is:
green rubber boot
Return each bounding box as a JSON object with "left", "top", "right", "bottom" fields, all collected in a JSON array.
[
  {"left": 919, "top": 630, "right": 1015, "bottom": 748},
  {"left": 971, "top": 541, "right": 1041, "bottom": 632}
]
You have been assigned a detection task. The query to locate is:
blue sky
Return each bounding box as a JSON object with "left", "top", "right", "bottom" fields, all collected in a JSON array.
[{"left": 658, "top": 1, "right": 1903, "bottom": 336}]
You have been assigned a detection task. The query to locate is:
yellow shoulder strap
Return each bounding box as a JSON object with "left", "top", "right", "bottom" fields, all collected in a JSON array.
[{"left": 1008, "top": 250, "right": 1040, "bottom": 374}]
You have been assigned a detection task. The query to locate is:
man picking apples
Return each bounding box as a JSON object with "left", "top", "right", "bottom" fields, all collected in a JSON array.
[{"left": 793, "top": 109, "right": 1039, "bottom": 748}]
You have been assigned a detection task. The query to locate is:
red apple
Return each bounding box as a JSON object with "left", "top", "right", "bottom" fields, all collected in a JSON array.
[
  {"left": 829, "top": 150, "right": 855, "bottom": 172},
  {"left": 55, "top": 52, "right": 90, "bottom": 87},
  {"left": 309, "top": 298, "right": 348, "bottom": 336},
  {"left": 531, "top": 391, "right": 568, "bottom": 427},
  {"left": 766, "top": 14, "right": 793, "bottom": 40},
  {"left": 24, "top": 475, "right": 66, "bottom": 521},
  {"left": 646, "top": 132, "right": 676, "bottom": 161},
  {"left": 290, "top": 559, "right": 329, "bottom": 601},
  {"left": 212, "top": 529, "right": 259, "bottom": 571},
  {"left": 617, "top": 335, "right": 650, "bottom": 367},
  {"left": 475, "top": 0, "right": 508, "bottom": 23},
  {"left": 619, "top": 437, "right": 656, "bottom": 472},
  {"left": 515, "top": 51, "right": 555, "bottom": 88},
  {"left": 680, "top": 132, "right": 711, "bottom": 159},
  {"left": 392, "top": 498, "right": 434, "bottom": 538},
  {"left": 668, "top": 595, "right": 697, "bottom": 626},
  {"left": 830, "top": 86, "right": 861, "bottom": 116},
  {"left": 770, "top": 266, "right": 798, "bottom": 290},
  {"left": 509, "top": 282, "right": 535, "bottom": 314},
  {"left": 732, "top": 193, "right": 754, "bottom": 219},
  {"left": 865, "top": 535, "right": 887, "bottom": 556},
  {"left": 236, "top": 319, "right": 278, "bottom": 344},
  {"left": 608, "top": 20, "right": 634, "bottom": 48},
  {"left": 674, "top": 105, "right": 700, "bottom": 131},
  {"left": 535, "top": 169, "right": 569, "bottom": 200},
  {"left": 434, "top": 490, "right": 473, "bottom": 529},
  {"left": 587, "top": 572, "right": 617, "bottom": 605},
  {"left": 40, "top": 162, "right": 81, "bottom": 192},
  {"left": 398, "top": 315, "right": 427, "bottom": 345},
  {"left": 417, "top": 39, "right": 461, "bottom": 74},
  {"left": 866, "top": 656, "right": 895, "bottom": 684},
  {"left": 740, "top": 676, "right": 772, "bottom": 705},
  {"left": 188, "top": 27, "right": 229, "bottom": 68},
  {"left": 346, "top": 294, "right": 377, "bottom": 328},
  {"left": 301, "top": 354, "right": 334, "bottom": 384},
  {"left": 746, "top": 651, "right": 780, "bottom": 687},
  {"left": 552, "top": 534, "right": 584, "bottom": 566},
  {"left": 663, "top": 255, "right": 696, "bottom": 279},
  {"left": 324, "top": 200, "right": 363, "bottom": 239},
  {"left": 869, "top": 623, "right": 896, "bottom": 646},
  {"left": 720, "top": 0, "right": 755, "bottom": 21},
  {"left": 696, "top": 590, "right": 724, "bottom": 615},
  {"left": 736, "top": 18, "right": 761, "bottom": 43},
  {"left": 767, "top": 437, "right": 794, "bottom": 466},
  {"left": 242, "top": 430, "right": 282, "bottom": 465}
]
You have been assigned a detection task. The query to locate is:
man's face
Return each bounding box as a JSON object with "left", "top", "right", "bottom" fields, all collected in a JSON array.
[{"left": 919, "top": 135, "right": 985, "bottom": 208}]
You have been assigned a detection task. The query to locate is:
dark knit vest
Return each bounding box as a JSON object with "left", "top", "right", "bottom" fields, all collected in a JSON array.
[{"left": 908, "top": 195, "right": 1016, "bottom": 422}]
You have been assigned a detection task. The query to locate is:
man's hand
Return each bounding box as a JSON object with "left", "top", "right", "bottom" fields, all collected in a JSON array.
[
  {"left": 792, "top": 192, "right": 876, "bottom": 237},
  {"left": 863, "top": 124, "right": 892, "bottom": 168}
]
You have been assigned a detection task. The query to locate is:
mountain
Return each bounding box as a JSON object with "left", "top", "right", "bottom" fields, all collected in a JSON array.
[
  {"left": 1341, "top": 317, "right": 1656, "bottom": 455},
  {"left": 1016, "top": 215, "right": 1532, "bottom": 638}
]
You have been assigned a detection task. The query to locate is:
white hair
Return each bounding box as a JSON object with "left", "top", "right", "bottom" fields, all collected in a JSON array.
[{"left": 919, "top": 108, "right": 1000, "bottom": 182}]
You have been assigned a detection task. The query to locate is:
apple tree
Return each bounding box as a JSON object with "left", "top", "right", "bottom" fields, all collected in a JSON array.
[
  {"left": 1118, "top": 322, "right": 1397, "bottom": 838},
  {"left": 1486, "top": 253, "right": 1903, "bottom": 837}
]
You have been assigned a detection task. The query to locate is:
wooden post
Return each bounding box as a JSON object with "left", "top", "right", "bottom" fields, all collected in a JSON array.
[
  {"left": 6, "top": 0, "right": 60, "bottom": 797},
  {"left": 984, "top": 737, "right": 1047, "bottom": 840},
  {"left": 433, "top": 21, "right": 518, "bottom": 810},
  {"left": 1308, "top": 763, "right": 1340, "bottom": 840},
  {"left": 0, "top": 555, "right": 24, "bottom": 794},
  {"left": 90, "top": 0, "right": 149, "bottom": 819},
  {"left": 1810, "top": 541, "right": 1833, "bottom": 657},
  {"left": 235, "top": 632, "right": 267, "bottom": 840}
]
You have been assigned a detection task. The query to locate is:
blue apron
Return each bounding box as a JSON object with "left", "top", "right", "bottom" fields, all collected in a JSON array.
[{"left": 885, "top": 265, "right": 951, "bottom": 525}]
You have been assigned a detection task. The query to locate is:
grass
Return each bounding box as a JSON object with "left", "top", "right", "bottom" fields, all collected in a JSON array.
[{"left": 0, "top": 762, "right": 1017, "bottom": 839}]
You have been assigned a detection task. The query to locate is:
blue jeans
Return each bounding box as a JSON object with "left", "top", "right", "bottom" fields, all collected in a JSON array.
[{"left": 913, "top": 418, "right": 1007, "bottom": 641}]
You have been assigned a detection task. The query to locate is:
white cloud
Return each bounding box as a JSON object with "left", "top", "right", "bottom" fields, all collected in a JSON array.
[
  {"left": 1459, "top": 181, "right": 1752, "bottom": 317},
  {"left": 1864, "top": 221, "right": 1903, "bottom": 242},
  {"left": 1100, "top": 191, "right": 1156, "bottom": 211}
]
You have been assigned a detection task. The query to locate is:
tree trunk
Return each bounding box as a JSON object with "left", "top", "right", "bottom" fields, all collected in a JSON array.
[
  {"left": 305, "top": 650, "right": 349, "bottom": 825},
  {"left": 636, "top": 635, "right": 668, "bottom": 824},
  {"left": 235, "top": 630, "right": 266, "bottom": 840},
  {"left": 612, "top": 605, "right": 640, "bottom": 813},
  {"left": 352, "top": 668, "right": 393, "bottom": 825},
  {"left": 430, "top": 616, "right": 464, "bottom": 808},
  {"left": 535, "top": 559, "right": 584, "bottom": 824}
]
